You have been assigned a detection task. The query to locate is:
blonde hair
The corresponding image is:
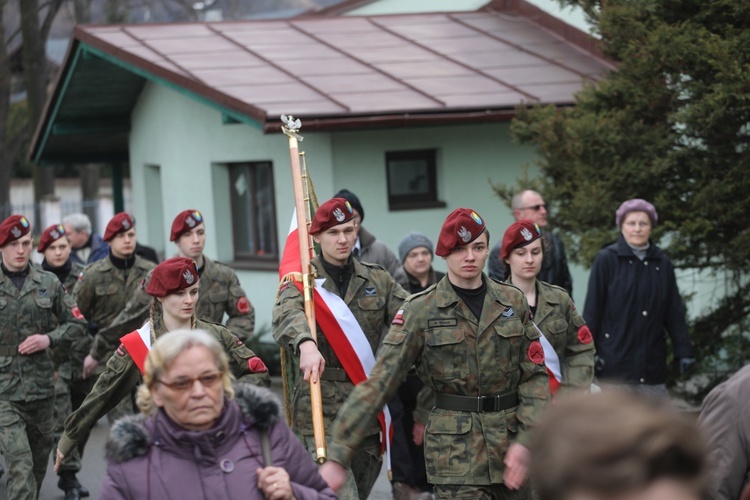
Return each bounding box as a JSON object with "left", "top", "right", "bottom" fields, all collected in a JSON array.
[{"left": 136, "top": 329, "right": 234, "bottom": 415}]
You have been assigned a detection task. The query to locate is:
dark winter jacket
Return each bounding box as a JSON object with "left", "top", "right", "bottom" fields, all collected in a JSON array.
[
  {"left": 583, "top": 235, "right": 694, "bottom": 384},
  {"left": 100, "top": 384, "right": 336, "bottom": 500},
  {"left": 488, "top": 231, "right": 573, "bottom": 296},
  {"left": 357, "top": 226, "right": 400, "bottom": 276}
]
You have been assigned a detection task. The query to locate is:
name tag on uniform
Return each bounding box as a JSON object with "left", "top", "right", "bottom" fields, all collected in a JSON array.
[
  {"left": 364, "top": 286, "right": 377, "bottom": 296},
  {"left": 428, "top": 318, "right": 457, "bottom": 328},
  {"left": 501, "top": 307, "right": 515, "bottom": 318}
]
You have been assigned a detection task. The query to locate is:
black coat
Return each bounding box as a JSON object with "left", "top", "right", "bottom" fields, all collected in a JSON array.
[{"left": 583, "top": 235, "right": 694, "bottom": 384}]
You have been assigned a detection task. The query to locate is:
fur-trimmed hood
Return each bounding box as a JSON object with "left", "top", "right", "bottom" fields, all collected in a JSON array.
[{"left": 105, "top": 382, "right": 280, "bottom": 463}]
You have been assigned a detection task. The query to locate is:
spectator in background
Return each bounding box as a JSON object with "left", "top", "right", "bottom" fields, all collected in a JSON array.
[
  {"left": 390, "top": 232, "right": 444, "bottom": 499},
  {"left": 698, "top": 364, "right": 750, "bottom": 500},
  {"left": 63, "top": 212, "right": 109, "bottom": 265},
  {"left": 583, "top": 199, "right": 695, "bottom": 397},
  {"left": 488, "top": 190, "right": 573, "bottom": 296},
  {"left": 100, "top": 329, "right": 335, "bottom": 500},
  {"left": 334, "top": 188, "right": 400, "bottom": 275},
  {"left": 531, "top": 391, "right": 706, "bottom": 500}
]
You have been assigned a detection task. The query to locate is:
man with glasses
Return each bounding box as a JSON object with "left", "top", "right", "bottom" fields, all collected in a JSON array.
[{"left": 488, "top": 189, "right": 573, "bottom": 296}]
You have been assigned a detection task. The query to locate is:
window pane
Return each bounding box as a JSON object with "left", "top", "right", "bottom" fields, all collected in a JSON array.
[
  {"left": 229, "top": 162, "right": 277, "bottom": 260},
  {"left": 388, "top": 159, "right": 430, "bottom": 196},
  {"left": 253, "top": 164, "right": 275, "bottom": 256}
]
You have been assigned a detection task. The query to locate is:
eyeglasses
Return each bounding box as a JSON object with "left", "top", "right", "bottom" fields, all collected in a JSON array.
[
  {"left": 520, "top": 204, "right": 546, "bottom": 211},
  {"left": 157, "top": 372, "right": 222, "bottom": 392}
]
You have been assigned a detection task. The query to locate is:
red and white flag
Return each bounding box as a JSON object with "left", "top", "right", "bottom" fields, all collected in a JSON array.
[
  {"left": 279, "top": 211, "right": 394, "bottom": 468},
  {"left": 532, "top": 322, "right": 562, "bottom": 395}
]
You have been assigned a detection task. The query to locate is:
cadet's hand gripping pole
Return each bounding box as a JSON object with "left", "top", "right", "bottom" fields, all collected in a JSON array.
[{"left": 281, "top": 114, "right": 327, "bottom": 463}]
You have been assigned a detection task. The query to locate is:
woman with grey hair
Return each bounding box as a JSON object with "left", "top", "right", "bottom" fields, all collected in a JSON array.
[
  {"left": 583, "top": 199, "right": 695, "bottom": 396},
  {"left": 100, "top": 329, "right": 336, "bottom": 500}
]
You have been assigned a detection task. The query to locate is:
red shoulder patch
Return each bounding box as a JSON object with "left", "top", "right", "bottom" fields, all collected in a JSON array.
[
  {"left": 237, "top": 296, "right": 251, "bottom": 314},
  {"left": 391, "top": 309, "right": 404, "bottom": 326},
  {"left": 528, "top": 341, "right": 545, "bottom": 365},
  {"left": 71, "top": 306, "right": 85, "bottom": 320},
  {"left": 234, "top": 336, "right": 244, "bottom": 346},
  {"left": 248, "top": 357, "right": 267, "bottom": 373},
  {"left": 78, "top": 272, "right": 84, "bottom": 282},
  {"left": 577, "top": 325, "right": 593, "bottom": 344},
  {"left": 116, "top": 343, "right": 127, "bottom": 356}
]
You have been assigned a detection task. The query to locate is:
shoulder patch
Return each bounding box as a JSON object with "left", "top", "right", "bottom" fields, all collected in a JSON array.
[
  {"left": 391, "top": 309, "right": 405, "bottom": 325},
  {"left": 528, "top": 341, "right": 545, "bottom": 365},
  {"left": 248, "top": 357, "right": 267, "bottom": 373},
  {"left": 78, "top": 272, "right": 84, "bottom": 282},
  {"left": 577, "top": 325, "right": 593, "bottom": 344},
  {"left": 71, "top": 306, "right": 85, "bottom": 320},
  {"left": 237, "top": 296, "right": 251, "bottom": 314}
]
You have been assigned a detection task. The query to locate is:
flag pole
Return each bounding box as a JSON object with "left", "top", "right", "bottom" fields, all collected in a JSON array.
[{"left": 281, "top": 115, "right": 327, "bottom": 463}]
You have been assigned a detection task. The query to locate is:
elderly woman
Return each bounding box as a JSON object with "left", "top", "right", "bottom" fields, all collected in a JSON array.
[
  {"left": 500, "top": 220, "right": 595, "bottom": 394},
  {"left": 583, "top": 199, "right": 695, "bottom": 396},
  {"left": 100, "top": 329, "right": 336, "bottom": 499},
  {"left": 55, "top": 257, "right": 269, "bottom": 475}
]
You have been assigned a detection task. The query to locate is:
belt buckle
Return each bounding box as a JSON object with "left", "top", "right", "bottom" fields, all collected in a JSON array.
[{"left": 477, "top": 396, "right": 486, "bottom": 412}]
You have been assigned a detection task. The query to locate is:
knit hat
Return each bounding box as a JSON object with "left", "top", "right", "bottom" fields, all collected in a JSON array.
[
  {"left": 615, "top": 199, "right": 658, "bottom": 227},
  {"left": 500, "top": 220, "right": 542, "bottom": 260},
  {"left": 145, "top": 257, "right": 200, "bottom": 297},
  {"left": 37, "top": 224, "right": 67, "bottom": 253},
  {"left": 334, "top": 189, "right": 364, "bottom": 223},
  {"left": 398, "top": 232, "right": 434, "bottom": 263},
  {"left": 0, "top": 215, "right": 31, "bottom": 248},
  {"left": 170, "top": 209, "right": 204, "bottom": 241},
  {"left": 309, "top": 198, "right": 355, "bottom": 235},
  {"left": 103, "top": 212, "right": 135, "bottom": 242},
  {"left": 435, "top": 208, "right": 486, "bottom": 257}
]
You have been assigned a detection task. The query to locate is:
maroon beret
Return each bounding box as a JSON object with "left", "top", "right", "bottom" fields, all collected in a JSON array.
[
  {"left": 499, "top": 220, "right": 542, "bottom": 260},
  {"left": 309, "top": 198, "right": 355, "bottom": 235},
  {"left": 37, "top": 224, "right": 67, "bottom": 253},
  {"left": 170, "top": 209, "right": 204, "bottom": 241},
  {"left": 145, "top": 257, "right": 200, "bottom": 297},
  {"left": 0, "top": 215, "right": 31, "bottom": 248},
  {"left": 435, "top": 208, "right": 486, "bottom": 257},
  {"left": 103, "top": 212, "right": 135, "bottom": 242}
]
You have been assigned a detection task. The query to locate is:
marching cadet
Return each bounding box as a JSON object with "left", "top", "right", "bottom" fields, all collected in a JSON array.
[
  {"left": 320, "top": 208, "right": 550, "bottom": 499},
  {"left": 0, "top": 215, "right": 87, "bottom": 500},
  {"left": 97, "top": 209, "right": 255, "bottom": 346},
  {"left": 36, "top": 224, "right": 90, "bottom": 500},
  {"left": 273, "top": 197, "right": 409, "bottom": 500},
  {"left": 54, "top": 257, "right": 270, "bottom": 476},
  {"left": 74, "top": 213, "right": 156, "bottom": 422}
]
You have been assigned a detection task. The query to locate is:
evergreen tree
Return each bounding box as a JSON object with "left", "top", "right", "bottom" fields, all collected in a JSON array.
[{"left": 502, "top": 0, "right": 750, "bottom": 397}]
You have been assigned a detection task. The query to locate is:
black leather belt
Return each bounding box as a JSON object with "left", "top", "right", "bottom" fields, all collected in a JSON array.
[{"left": 434, "top": 391, "right": 518, "bottom": 412}]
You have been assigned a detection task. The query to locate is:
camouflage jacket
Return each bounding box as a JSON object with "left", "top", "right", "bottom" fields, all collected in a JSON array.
[
  {"left": 74, "top": 255, "right": 155, "bottom": 363},
  {"left": 0, "top": 265, "right": 87, "bottom": 401},
  {"left": 533, "top": 280, "right": 595, "bottom": 392},
  {"left": 57, "top": 315, "right": 270, "bottom": 457},
  {"left": 98, "top": 256, "right": 255, "bottom": 345},
  {"left": 272, "top": 257, "right": 408, "bottom": 435},
  {"left": 33, "top": 260, "right": 91, "bottom": 379},
  {"left": 327, "top": 275, "right": 550, "bottom": 486}
]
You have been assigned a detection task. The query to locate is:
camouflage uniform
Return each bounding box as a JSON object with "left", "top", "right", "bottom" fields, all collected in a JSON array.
[
  {"left": 57, "top": 315, "right": 270, "bottom": 459},
  {"left": 74, "top": 254, "right": 155, "bottom": 424},
  {"left": 273, "top": 257, "right": 408, "bottom": 499},
  {"left": 0, "top": 265, "right": 87, "bottom": 500},
  {"left": 97, "top": 255, "right": 255, "bottom": 345},
  {"left": 327, "top": 275, "right": 550, "bottom": 499},
  {"left": 532, "top": 280, "right": 595, "bottom": 392}
]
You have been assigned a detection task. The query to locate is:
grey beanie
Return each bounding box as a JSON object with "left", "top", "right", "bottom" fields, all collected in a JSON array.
[{"left": 398, "top": 232, "right": 434, "bottom": 262}]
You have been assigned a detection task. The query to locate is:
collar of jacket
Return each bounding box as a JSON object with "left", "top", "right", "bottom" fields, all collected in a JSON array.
[
  {"left": 435, "top": 273, "right": 516, "bottom": 309},
  {"left": 357, "top": 226, "right": 377, "bottom": 249},
  {"left": 614, "top": 234, "right": 662, "bottom": 259},
  {"left": 104, "top": 383, "right": 281, "bottom": 463}
]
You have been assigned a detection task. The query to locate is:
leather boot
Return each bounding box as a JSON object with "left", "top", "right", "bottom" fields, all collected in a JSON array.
[{"left": 58, "top": 471, "right": 81, "bottom": 500}]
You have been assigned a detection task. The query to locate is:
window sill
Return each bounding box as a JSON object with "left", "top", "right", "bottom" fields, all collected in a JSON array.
[
  {"left": 228, "top": 259, "right": 280, "bottom": 272},
  {"left": 388, "top": 200, "right": 447, "bottom": 211}
]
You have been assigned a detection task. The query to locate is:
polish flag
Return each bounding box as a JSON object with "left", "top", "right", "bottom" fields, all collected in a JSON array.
[{"left": 532, "top": 322, "right": 562, "bottom": 394}]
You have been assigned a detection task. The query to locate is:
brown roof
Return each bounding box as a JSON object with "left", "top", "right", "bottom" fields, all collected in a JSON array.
[{"left": 31, "top": 4, "right": 613, "bottom": 163}]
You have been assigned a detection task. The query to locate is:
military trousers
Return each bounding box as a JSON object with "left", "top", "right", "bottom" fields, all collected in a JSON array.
[
  {"left": 304, "top": 434, "right": 381, "bottom": 500},
  {"left": 435, "top": 483, "right": 532, "bottom": 499},
  {"left": 0, "top": 397, "right": 55, "bottom": 500}
]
